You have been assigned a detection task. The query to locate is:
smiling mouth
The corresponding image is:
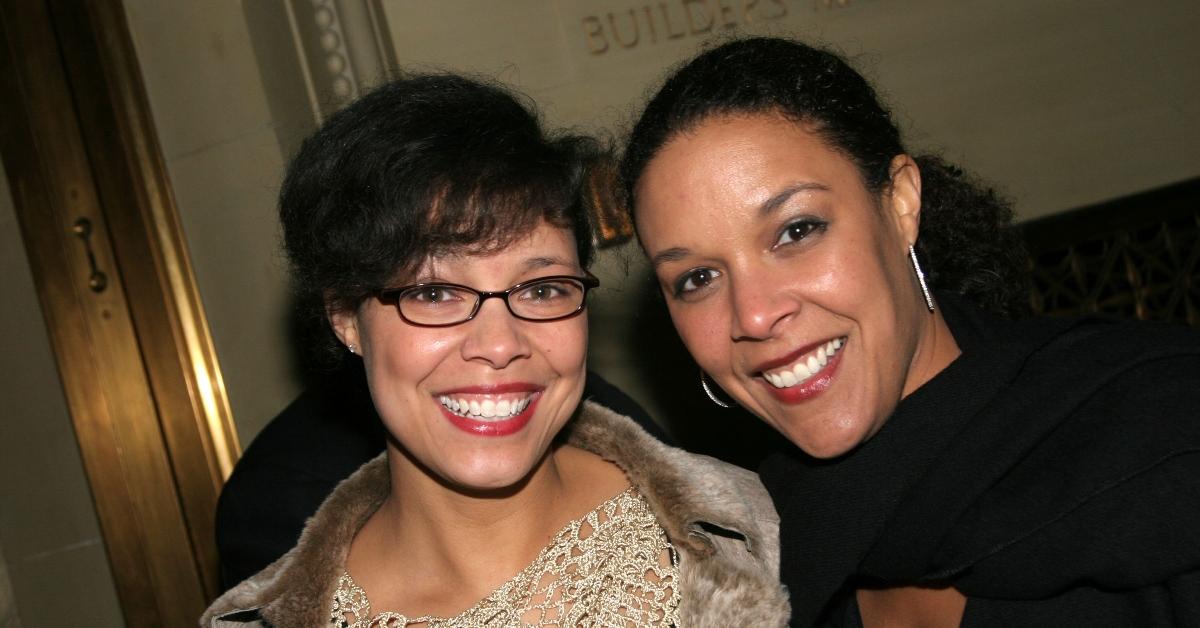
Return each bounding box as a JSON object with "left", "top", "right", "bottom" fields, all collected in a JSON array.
[
  {"left": 761, "top": 337, "right": 845, "bottom": 388},
  {"left": 438, "top": 393, "right": 537, "bottom": 421}
]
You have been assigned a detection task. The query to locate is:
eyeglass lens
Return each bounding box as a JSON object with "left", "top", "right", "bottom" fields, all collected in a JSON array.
[{"left": 397, "top": 277, "right": 588, "bottom": 325}]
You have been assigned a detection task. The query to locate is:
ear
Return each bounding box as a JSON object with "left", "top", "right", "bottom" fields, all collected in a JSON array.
[
  {"left": 884, "top": 154, "right": 922, "bottom": 248},
  {"left": 328, "top": 303, "right": 361, "bottom": 353}
]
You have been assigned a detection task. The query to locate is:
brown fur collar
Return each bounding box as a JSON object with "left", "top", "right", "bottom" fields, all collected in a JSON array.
[{"left": 203, "top": 401, "right": 789, "bottom": 626}]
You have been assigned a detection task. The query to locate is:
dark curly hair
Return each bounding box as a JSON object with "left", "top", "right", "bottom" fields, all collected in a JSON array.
[
  {"left": 620, "top": 37, "right": 1029, "bottom": 316},
  {"left": 281, "top": 73, "right": 601, "bottom": 362}
]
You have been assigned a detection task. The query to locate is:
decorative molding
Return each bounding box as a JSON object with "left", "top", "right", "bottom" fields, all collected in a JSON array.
[{"left": 284, "top": 0, "right": 394, "bottom": 121}]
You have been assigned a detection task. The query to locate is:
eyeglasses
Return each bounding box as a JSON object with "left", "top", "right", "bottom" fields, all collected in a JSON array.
[{"left": 376, "top": 273, "right": 600, "bottom": 327}]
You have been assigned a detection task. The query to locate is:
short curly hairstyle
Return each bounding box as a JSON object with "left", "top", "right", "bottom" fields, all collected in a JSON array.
[
  {"left": 281, "top": 73, "right": 601, "bottom": 361},
  {"left": 620, "top": 37, "right": 1029, "bottom": 317}
]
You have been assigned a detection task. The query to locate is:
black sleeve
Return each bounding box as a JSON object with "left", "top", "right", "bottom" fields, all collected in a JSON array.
[
  {"left": 215, "top": 363, "right": 384, "bottom": 589},
  {"left": 584, "top": 370, "right": 673, "bottom": 444}
]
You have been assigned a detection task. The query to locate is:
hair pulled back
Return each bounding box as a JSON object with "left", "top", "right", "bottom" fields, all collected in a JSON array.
[
  {"left": 281, "top": 73, "right": 600, "bottom": 361},
  {"left": 621, "top": 37, "right": 1029, "bottom": 316}
]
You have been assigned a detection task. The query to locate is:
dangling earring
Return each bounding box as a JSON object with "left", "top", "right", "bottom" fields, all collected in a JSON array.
[
  {"left": 909, "top": 245, "right": 935, "bottom": 312},
  {"left": 700, "top": 371, "right": 731, "bottom": 408},
  {"left": 347, "top": 343, "right": 357, "bottom": 355}
]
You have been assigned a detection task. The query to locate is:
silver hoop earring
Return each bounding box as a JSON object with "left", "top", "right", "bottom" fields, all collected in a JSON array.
[
  {"left": 347, "top": 344, "right": 357, "bottom": 355},
  {"left": 700, "top": 371, "right": 731, "bottom": 408},
  {"left": 909, "top": 245, "right": 935, "bottom": 312}
]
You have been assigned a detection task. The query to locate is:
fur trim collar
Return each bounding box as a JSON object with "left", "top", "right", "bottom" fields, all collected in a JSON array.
[{"left": 203, "top": 401, "right": 789, "bottom": 626}]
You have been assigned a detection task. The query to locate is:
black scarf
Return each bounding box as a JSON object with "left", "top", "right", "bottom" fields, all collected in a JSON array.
[{"left": 760, "top": 298, "right": 1200, "bottom": 626}]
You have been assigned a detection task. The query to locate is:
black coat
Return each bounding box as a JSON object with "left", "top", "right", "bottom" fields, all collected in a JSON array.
[{"left": 760, "top": 298, "right": 1200, "bottom": 627}]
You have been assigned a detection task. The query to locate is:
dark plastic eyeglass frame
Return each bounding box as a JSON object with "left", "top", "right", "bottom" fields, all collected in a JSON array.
[{"left": 375, "top": 273, "right": 601, "bottom": 327}]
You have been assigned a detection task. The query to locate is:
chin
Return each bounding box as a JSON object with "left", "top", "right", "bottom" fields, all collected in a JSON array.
[
  {"left": 774, "top": 413, "right": 872, "bottom": 460},
  {"left": 441, "top": 453, "right": 543, "bottom": 493},
  {"left": 797, "top": 439, "right": 861, "bottom": 460}
]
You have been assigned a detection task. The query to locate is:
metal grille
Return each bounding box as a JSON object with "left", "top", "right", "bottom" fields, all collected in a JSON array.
[{"left": 1023, "top": 179, "right": 1200, "bottom": 325}]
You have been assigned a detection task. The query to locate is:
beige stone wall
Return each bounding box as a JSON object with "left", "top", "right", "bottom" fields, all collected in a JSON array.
[
  {"left": 377, "top": 0, "right": 1200, "bottom": 218},
  {"left": 123, "top": 2, "right": 311, "bottom": 443},
  {"left": 0, "top": 148, "right": 123, "bottom": 627},
  {"left": 122, "top": 1, "right": 1200, "bottom": 444}
]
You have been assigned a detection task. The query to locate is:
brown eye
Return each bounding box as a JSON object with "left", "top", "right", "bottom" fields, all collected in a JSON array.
[
  {"left": 774, "top": 218, "right": 826, "bottom": 247},
  {"left": 514, "top": 280, "right": 576, "bottom": 305},
  {"left": 673, "top": 267, "right": 721, "bottom": 298},
  {"left": 418, "top": 287, "right": 447, "bottom": 302},
  {"left": 400, "top": 285, "right": 471, "bottom": 310}
]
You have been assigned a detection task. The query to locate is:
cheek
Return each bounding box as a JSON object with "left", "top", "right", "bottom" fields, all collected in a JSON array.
[
  {"left": 808, "top": 228, "right": 896, "bottom": 320},
  {"left": 366, "top": 327, "right": 456, "bottom": 386},
  {"left": 538, "top": 318, "right": 588, "bottom": 373}
]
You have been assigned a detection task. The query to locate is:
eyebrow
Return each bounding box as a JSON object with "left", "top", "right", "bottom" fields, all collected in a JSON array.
[
  {"left": 649, "top": 182, "right": 831, "bottom": 269},
  {"left": 523, "top": 255, "right": 575, "bottom": 271},
  {"left": 759, "top": 182, "right": 831, "bottom": 216},
  {"left": 649, "top": 247, "right": 691, "bottom": 269}
]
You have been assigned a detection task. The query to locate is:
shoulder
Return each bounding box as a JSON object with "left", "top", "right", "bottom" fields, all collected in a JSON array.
[
  {"left": 865, "top": 308, "right": 1200, "bottom": 597},
  {"left": 959, "top": 312, "right": 1200, "bottom": 456},
  {"left": 566, "top": 402, "right": 791, "bottom": 626},
  {"left": 566, "top": 402, "right": 778, "bottom": 549},
  {"left": 1015, "top": 314, "right": 1200, "bottom": 379},
  {"left": 944, "top": 318, "right": 1200, "bottom": 596},
  {"left": 1007, "top": 317, "right": 1200, "bottom": 458},
  {"left": 214, "top": 364, "right": 384, "bottom": 587},
  {"left": 204, "top": 454, "right": 390, "bottom": 627}
]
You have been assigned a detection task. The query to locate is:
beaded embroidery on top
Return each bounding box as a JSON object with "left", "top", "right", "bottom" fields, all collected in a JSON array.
[{"left": 330, "top": 488, "right": 680, "bottom": 627}]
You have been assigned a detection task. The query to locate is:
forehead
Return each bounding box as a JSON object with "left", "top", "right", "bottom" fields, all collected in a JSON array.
[
  {"left": 418, "top": 221, "right": 580, "bottom": 279},
  {"left": 633, "top": 114, "right": 864, "bottom": 237},
  {"left": 642, "top": 113, "right": 848, "bottom": 185}
]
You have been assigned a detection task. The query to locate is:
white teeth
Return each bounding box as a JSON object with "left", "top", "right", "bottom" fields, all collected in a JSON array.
[
  {"left": 439, "top": 394, "right": 533, "bottom": 420},
  {"left": 763, "top": 337, "right": 846, "bottom": 389},
  {"left": 806, "top": 355, "right": 820, "bottom": 373},
  {"left": 794, "top": 361, "right": 811, "bottom": 380}
]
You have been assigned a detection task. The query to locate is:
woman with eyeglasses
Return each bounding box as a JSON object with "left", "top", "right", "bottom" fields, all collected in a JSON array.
[
  {"left": 203, "top": 74, "right": 789, "bottom": 627},
  {"left": 622, "top": 38, "right": 1200, "bottom": 627}
]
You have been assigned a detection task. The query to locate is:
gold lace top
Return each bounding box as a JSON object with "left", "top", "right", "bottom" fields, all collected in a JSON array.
[{"left": 330, "top": 488, "right": 680, "bottom": 627}]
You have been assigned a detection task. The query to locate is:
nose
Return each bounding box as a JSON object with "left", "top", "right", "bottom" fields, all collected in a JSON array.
[
  {"left": 729, "top": 265, "right": 798, "bottom": 341},
  {"left": 460, "top": 298, "right": 532, "bottom": 368}
]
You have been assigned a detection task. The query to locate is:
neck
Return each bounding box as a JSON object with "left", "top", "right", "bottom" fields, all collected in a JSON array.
[
  {"left": 384, "top": 443, "right": 573, "bottom": 571},
  {"left": 901, "top": 307, "right": 961, "bottom": 398},
  {"left": 344, "top": 422, "right": 630, "bottom": 616}
]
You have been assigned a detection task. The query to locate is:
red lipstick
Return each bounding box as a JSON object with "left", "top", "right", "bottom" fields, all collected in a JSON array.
[
  {"left": 435, "top": 384, "right": 542, "bottom": 437},
  {"left": 753, "top": 339, "right": 835, "bottom": 374},
  {"left": 755, "top": 340, "right": 844, "bottom": 404},
  {"left": 436, "top": 382, "right": 542, "bottom": 395}
]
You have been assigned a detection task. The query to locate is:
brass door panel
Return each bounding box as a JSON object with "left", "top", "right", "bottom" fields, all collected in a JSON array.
[{"left": 0, "top": 0, "right": 239, "bottom": 623}]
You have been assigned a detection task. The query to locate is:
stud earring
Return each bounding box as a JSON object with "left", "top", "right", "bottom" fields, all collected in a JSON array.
[
  {"left": 700, "top": 371, "right": 731, "bottom": 408},
  {"left": 347, "top": 344, "right": 357, "bottom": 355},
  {"left": 909, "top": 245, "right": 935, "bottom": 312}
]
